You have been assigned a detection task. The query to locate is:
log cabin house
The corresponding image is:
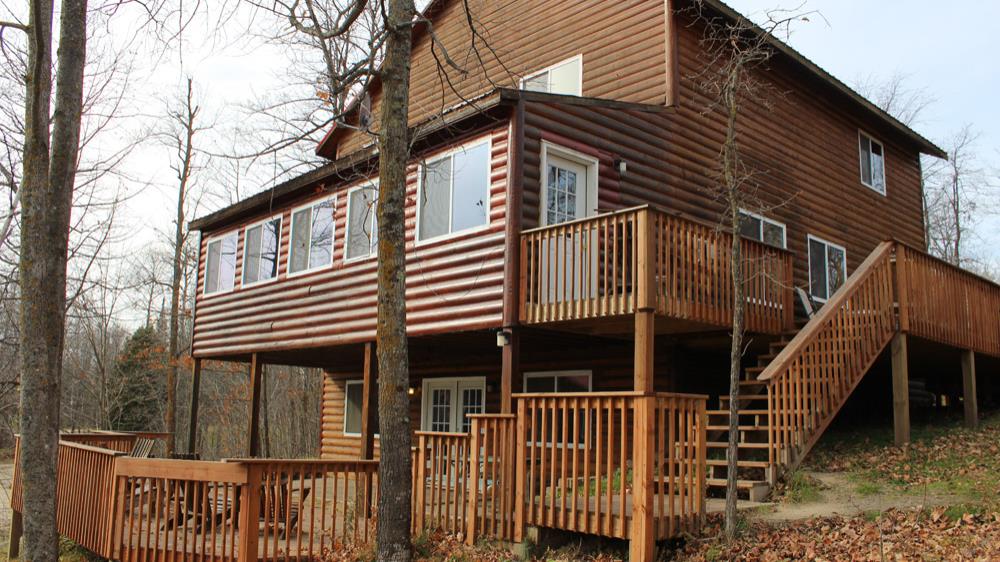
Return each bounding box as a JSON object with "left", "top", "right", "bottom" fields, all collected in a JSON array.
[{"left": 9, "top": 1, "right": 999, "bottom": 561}]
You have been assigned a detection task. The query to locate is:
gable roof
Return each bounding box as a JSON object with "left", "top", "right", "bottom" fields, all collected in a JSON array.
[{"left": 316, "top": 0, "right": 945, "bottom": 160}]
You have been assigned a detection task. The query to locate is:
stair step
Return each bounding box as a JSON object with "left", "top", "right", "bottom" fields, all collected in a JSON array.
[
  {"left": 706, "top": 424, "right": 768, "bottom": 431},
  {"left": 707, "top": 409, "right": 770, "bottom": 416},
  {"left": 745, "top": 366, "right": 765, "bottom": 375},
  {"left": 706, "top": 459, "right": 770, "bottom": 468},
  {"left": 706, "top": 478, "right": 769, "bottom": 489},
  {"left": 739, "top": 380, "right": 767, "bottom": 387},
  {"left": 706, "top": 441, "right": 770, "bottom": 449}
]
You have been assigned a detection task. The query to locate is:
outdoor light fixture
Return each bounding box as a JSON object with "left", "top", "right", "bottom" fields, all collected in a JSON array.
[
  {"left": 496, "top": 329, "right": 511, "bottom": 347},
  {"left": 614, "top": 158, "right": 627, "bottom": 177},
  {"left": 408, "top": 387, "right": 416, "bottom": 396}
]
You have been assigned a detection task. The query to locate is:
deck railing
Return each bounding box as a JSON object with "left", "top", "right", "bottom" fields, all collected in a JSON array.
[
  {"left": 760, "top": 241, "right": 897, "bottom": 472},
  {"left": 520, "top": 206, "right": 793, "bottom": 333},
  {"left": 514, "top": 392, "right": 706, "bottom": 542},
  {"left": 896, "top": 242, "right": 1000, "bottom": 356}
]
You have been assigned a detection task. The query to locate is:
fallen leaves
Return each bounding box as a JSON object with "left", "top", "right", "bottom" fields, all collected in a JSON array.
[{"left": 679, "top": 507, "right": 1000, "bottom": 561}]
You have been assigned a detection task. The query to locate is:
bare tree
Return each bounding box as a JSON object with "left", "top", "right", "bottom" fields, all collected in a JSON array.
[
  {"left": 854, "top": 71, "right": 935, "bottom": 129},
  {"left": 689, "top": 1, "right": 811, "bottom": 540},
  {"left": 923, "top": 125, "right": 984, "bottom": 267},
  {"left": 13, "top": 0, "right": 88, "bottom": 558}
]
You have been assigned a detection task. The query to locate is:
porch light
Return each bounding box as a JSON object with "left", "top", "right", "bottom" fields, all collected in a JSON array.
[
  {"left": 614, "top": 158, "right": 627, "bottom": 177},
  {"left": 496, "top": 329, "right": 511, "bottom": 347},
  {"left": 408, "top": 387, "right": 416, "bottom": 396}
]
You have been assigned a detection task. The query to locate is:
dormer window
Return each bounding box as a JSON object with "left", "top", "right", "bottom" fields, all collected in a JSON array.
[
  {"left": 521, "top": 55, "right": 583, "bottom": 96},
  {"left": 859, "top": 131, "right": 886, "bottom": 195}
]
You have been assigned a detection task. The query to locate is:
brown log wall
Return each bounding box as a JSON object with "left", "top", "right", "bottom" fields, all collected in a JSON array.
[
  {"left": 192, "top": 127, "right": 510, "bottom": 358},
  {"left": 334, "top": 0, "right": 668, "bottom": 157}
]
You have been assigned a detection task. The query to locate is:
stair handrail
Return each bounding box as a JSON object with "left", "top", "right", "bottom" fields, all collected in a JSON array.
[{"left": 756, "top": 240, "right": 896, "bottom": 381}]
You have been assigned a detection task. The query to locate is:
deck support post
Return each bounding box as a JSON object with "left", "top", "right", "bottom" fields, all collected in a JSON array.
[
  {"left": 634, "top": 208, "right": 656, "bottom": 393},
  {"left": 360, "top": 342, "right": 378, "bottom": 460},
  {"left": 629, "top": 395, "right": 656, "bottom": 562},
  {"left": 961, "top": 349, "right": 978, "bottom": 429},
  {"left": 501, "top": 328, "right": 520, "bottom": 413},
  {"left": 7, "top": 509, "right": 22, "bottom": 559},
  {"left": 891, "top": 332, "right": 910, "bottom": 446},
  {"left": 248, "top": 353, "right": 263, "bottom": 457},
  {"left": 186, "top": 358, "right": 202, "bottom": 455}
]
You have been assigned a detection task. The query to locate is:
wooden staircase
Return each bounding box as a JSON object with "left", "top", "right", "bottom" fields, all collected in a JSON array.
[{"left": 706, "top": 241, "right": 900, "bottom": 500}]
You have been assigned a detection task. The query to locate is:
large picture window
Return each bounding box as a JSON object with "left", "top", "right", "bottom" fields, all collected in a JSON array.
[
  {"left": 345, "top": 183, "right": 378, "bottom": 260},
  {"left": 344, "top": 380, "right": 379, "bottom": 436},
  {"left": 418, "top": 140, "right": 490, "bottom": 241},
  {"left": 739, "top": 210, "right": 786, "bottom": 248},
  {"left": 859, "top": 131, "right": 886, "bottom": 194},
  {"left": 289, "top": 198, "right": 335, "bottom": 275},
  {"left": 808, "top": 235, "right": 847, "bottom": 301},
  {"left": 521, "top": 55, "right": 583, "bottom": 96},
  {"left": 204, "top": 232, "right": 237, "bottom": 295},
  {"left": 242, "top": 216, "right": 281, "bottom": 286}
]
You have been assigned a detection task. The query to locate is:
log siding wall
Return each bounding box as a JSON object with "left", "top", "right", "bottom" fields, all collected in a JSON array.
[
  {"left": 333, "top": 0, "right": 668, "bottom": 157},
  {"left": 193, "top": 126, "right": 510, "bottom": 358},
  {"left": 519, "top": 19, "right": 926, "bottom": 299}
]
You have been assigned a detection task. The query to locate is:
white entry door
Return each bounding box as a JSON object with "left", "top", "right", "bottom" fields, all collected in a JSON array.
[
  {"left": 541, "top": 148, "right": 599, "bottom": 304},
  {"left": 421, "top": 377, "right": 486, "bottom": 433}
]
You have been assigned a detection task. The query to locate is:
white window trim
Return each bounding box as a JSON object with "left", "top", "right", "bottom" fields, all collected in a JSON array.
[
  {"left": 414, "top": 135, "right": 494, "bottom": 245},
  {"left": 343, "top": 180, "right": 380, "bottom": 264},
  {"left": 520, "top": 54, "right": 584, "bottom": 96},
  {"left": 343, "top": 379, "right": 379, "bottom": 437},
  {"left": 858, "top": 130, "right": 887, "bottom": 196},
  {"left": 738, "top": 208, "right": 787, "bottom": 249},
  {"left": 539, "top": 141, "right": 600, "bottom": 226},
  {"left": 240, "top": 214, "right": 284, "bottom": 288},
  {"left": 522, "top": 370, "right": 594, "bottom": 392},
  {"left": 807, "top": 234, "right": 847, "bottom": 303},
  {"left": 419, "top": 376, "right": 487, "bottom": 432},
  {"left": 202, "top": 230, "right": 239, "bottom": 298},
  {"left": 287, "top": 195, "right": 337, "bottom": 279}
]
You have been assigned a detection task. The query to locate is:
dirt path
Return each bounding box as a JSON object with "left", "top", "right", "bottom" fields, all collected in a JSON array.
[{"left": 754, "top": 471, "right": 962, "bottom": 522}]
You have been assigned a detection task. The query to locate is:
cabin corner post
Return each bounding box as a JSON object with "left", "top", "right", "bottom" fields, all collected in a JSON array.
[
  {"left": 635, "top": 208, "right": 656, "bottom": 393},
  {"left": 248, "top": 354, "right": 263, "bottom": 457},
  {"left": 961, "top": 350, "right": 978, "bottom": 429},
  {"left": 629, "top": 395, "right": 656, "bottom": 562},
  {"left": 502, "top": 99, "right": 526, "bottom": 414},
  {"left": 187, "top": 358, "right": 202, "bottom": 455},
  {"left": 891, "top": 332, "right": 910, "bottom": 446}
]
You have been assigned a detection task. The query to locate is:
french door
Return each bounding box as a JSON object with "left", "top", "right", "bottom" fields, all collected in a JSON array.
[
  {"left": 421, "top": 377, "right": 486, "bottom": 433},
  {"left": 540, "top": 150, "right": 598, "bottom": 304}
]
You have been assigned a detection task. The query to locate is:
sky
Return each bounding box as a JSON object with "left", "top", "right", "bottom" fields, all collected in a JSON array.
[{"left": 117, "top": 0, "right": 999, "bottom": 306}]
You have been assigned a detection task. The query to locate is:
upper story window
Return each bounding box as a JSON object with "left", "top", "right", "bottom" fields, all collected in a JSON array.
[
  {"left": 520, "top": 55, "right": 583, "bottom": 96},
  {"left": 808, "top": 235, "right": 847, "bottom": 302},
  {"left": 242, "top": 216, "right": 281, "bottom": 286},
  {"left": 739, "top": 210, "right": 786, "bottom": 248},
  {"left": 417, "top": 139, "right": 491, "bottom": 242},
  {"left": 346, "top": 182, "right": 378, "bottom": 261},
  {"left": 204, "top": 231, "right": 238, "bottom": 296},
  {"left": 289, "top": 198, "right": 335, "bottom": 275},
  {"left": 859, "top": 131, "right": 886, "bottom": 195}
]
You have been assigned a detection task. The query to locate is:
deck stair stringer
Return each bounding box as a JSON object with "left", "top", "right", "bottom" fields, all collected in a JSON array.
[{"left": 706, "top": 241, "right": 900, "bottom": 501}]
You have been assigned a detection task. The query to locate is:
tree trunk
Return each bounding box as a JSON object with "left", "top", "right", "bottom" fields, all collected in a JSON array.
[
  {"left": 18, "top": 0, "right": 87, "bottom": 559},
  {"left": 722, "top": 71, "right": 744, "bottom": 541},
  {"left": 375, "top": 0, "right": 416, "bottom": 559}
]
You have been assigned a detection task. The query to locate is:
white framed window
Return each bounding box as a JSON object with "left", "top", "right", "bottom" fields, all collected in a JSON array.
[
  {"left": 521, "top": 55, "right": 583, "bottom": 96},
  {"left": 203, "top": 231, "right": 238, "bottom": 296},
  {"left": 859, "top": 131, "right": 886, "bottom": 195},
  {"left": 345, "top": 181, "right": 378, "bottom": 261},
  {"left": 739, "top": 209, "right": 786, "bottom": 248},
  {"left": 523, "top": 370, "right": 593, "bottom": 393},
  {"left": 343, "top": 380, "right": 379, "bottom": 436},
  {"left": 241, "top": 215, "right": 282, "bottom": 286},
  {"left": 420, "top": 377, "right": 486, "bottom": 433},
  {"left": 416, "top": 138, "right": 491, "bottom": 242},
  {"left": 807, "top": 235, "right": 847, "bottom": 302},
  {"left": 289, "top": 197, "right": 336, "bottom": 276}
]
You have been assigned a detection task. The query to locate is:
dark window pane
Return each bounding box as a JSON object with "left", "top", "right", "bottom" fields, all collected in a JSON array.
[
  {"left": 809, "top": 238, "right": 827, "bottom": 299},
  {"left": 828, "top": 246, "right": 846, "bottom": 295},
  {"left": 525, "top": 376, "right": 555, "bottom": 393},
  {"left": 762, "top": 222, "right": 785, "bottom": 248},
  {"left": 859, "top": 135, "right": 873, "bottom": 185},
  {"left": 739, "top": 213, "right": 762, "bottom": 241},
  {"left": 260, "top": 218, "right": 280, "bottom": 280}
]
